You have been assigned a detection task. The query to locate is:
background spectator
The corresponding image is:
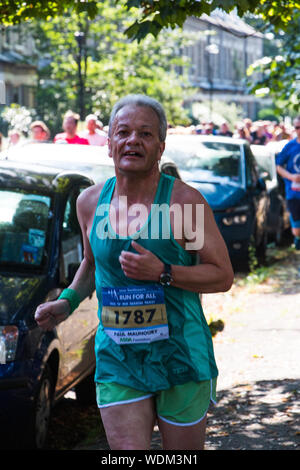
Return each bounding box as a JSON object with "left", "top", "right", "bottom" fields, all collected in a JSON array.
[
  {"left": 8, "top": 129, "right": 21, "bottom": 146},
  {"left": 233, "top": 122, "right": 252, "bottom": 142},
  {"left": 30, "top": 120, "right": 50, "bottom": 141},
  {"left": 251, "top": 123, "right": 268, "bottom": 145},
  {"left": 54, "top": 111, "right": 89, "bottom": 145},
  {"left": 80, "top": 114, "right": 107, "bottom": 146},
  {"left": 218, "top": 121, "right": 233, "bottom": 137}
]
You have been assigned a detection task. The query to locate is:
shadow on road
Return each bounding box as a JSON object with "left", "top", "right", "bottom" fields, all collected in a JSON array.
[
  {"left": 68, "top": 378, "right": 299, "bottom": 451},
  {"left": 205, "top": 378, "right": 300, "bottom": 450}
]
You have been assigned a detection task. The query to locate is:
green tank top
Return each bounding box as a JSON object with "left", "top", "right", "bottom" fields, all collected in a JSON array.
[{"left": 90, "top": 173, "right": 218, "bottom": 392}]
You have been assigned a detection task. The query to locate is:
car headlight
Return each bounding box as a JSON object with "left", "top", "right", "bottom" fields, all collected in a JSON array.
[
  {"left": 0, "top": 326, "right": 19, "bottom": 364},
  {"left": 223, "top": 214, "right": 248, "bottom": 225},
  {"left": 222, "top": 206, "right": 249, "bottom": 226}
]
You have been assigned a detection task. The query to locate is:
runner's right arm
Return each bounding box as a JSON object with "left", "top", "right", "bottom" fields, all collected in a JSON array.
[
  {"left": 34, "top": 184, "right": 103, "bottom": 330},
  {"left": 276, "top": 165, "right": 300, "bottom": 182}
]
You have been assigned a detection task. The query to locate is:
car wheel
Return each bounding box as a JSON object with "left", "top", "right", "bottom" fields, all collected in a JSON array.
[
  {"left": 75, "top": 371, "right": 96, "bottom": 405},
  {"left": 274, "top": 214, "right": 284, "bottom": 246},
  {"left": 255, "top": 230, "right": 267, "bottom": 265},
  {"left": 237, "top": 230, "right": 266, "bottom": 272},
  {"left": 24, "top": 364, "right": 54, "bottom": 449}
]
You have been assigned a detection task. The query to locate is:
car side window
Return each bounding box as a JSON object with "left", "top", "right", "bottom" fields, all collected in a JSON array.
[{"left": 61, "top": 187, "right": 87, "bottom": 281}]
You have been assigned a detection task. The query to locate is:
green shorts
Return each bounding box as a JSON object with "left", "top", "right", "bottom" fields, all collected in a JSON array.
[{"left": 96, "top": 378, "right": 217, "bottom": 426}]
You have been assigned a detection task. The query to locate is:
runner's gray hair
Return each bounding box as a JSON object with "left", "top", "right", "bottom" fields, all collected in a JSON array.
[{"left": 108, "top": 94, "right": 167, "bottom": 142}]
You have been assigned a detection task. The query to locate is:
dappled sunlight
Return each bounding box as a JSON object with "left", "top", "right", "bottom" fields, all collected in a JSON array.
[{"left": 206, "top": 379, "right": 300, "bottom": 450}]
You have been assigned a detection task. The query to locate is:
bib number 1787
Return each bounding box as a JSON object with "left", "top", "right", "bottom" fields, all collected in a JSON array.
[{"left": 114, "top": 308, "right": 156, "bottom": 325}]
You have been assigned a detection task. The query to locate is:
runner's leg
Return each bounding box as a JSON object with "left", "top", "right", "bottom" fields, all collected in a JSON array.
[
  {"left": 100, "top": 397, "right": 156, "bottom": 450},
  {"left": 158, "top": 415, "right": 207, "bottom": 450}
]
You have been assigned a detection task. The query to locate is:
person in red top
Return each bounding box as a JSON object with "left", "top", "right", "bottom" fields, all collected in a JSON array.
[{"left": 54, "top": 110, "right": 89, "bottom": 145}]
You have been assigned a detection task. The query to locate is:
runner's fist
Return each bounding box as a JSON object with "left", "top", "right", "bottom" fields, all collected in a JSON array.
[
  {"left": 119, "top": 241, "right": 164, "bottom": 281},
  {"left": 35, "top": 299, "right": 70, "bottom": 331}
]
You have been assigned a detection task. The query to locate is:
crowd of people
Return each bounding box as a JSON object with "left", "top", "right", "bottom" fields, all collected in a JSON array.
[
  {"left": 167, "top": 118, "right": 295, "bottom": 144},
  {"left": 1, "top": 109, "right": 295, "bottom": 153},
  {"left": 53, "top": 111, "right": 107, "bottom": 146},
  {"left": 0, "top": 110, "right": 108, "bottom": 150}
]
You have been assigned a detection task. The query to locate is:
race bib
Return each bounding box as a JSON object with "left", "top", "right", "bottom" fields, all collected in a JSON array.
[{"left": 101, "top": 285, "right": 169, "bottom": 344}]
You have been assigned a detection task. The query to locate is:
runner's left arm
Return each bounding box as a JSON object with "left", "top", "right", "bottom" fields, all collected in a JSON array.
[{"left": 119, "top": 181, "right": 234, "bottom": 294}]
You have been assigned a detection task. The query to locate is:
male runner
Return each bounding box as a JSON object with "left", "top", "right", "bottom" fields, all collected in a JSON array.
[
  {"left": 276, "top": 115, "right": 300, "bottom": 249},
  {"left": 35, "top": 95, "right": 234, "bottom": 450}
]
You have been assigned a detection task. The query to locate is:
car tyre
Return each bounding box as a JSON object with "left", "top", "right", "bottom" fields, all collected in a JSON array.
[
  {"left": 24, "top": 364, "right": 54, "bottom": 449},
  {"left": 255, "top": 230, "right": 267, "bottom": 265},
  {"left": 237, "top": 229, "right": 266, "bottom": 272},
  {"left": 274, "top": 214, "right": 284, "bottom": 246},
  {"left": 75, "top": 371, "right": 96, "bottom": 406}
]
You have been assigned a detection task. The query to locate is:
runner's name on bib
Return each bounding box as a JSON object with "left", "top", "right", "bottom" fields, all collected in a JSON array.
[{"left": 101, "top": 285, "right": 169, "bottom": 344}]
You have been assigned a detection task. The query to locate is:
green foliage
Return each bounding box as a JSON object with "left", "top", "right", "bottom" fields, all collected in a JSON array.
[
  {"left": 0, "top": 1, "right": 98, "bottom": 24},
  {"left": 1, "top": 104, "right": 37, "bottom": 133},
  {"left": 246, "top": 8, "right": 300, "bottom": 114},
  {"left": 243, "top": 265, "right": 273, "bottom": 285},
  {"left": 124, "top": 0, "right": 300, "bottom": 41},
  {"left": 1, "top": 0, "right": 300, "bottom": 41},
  {"left": 257, "top": 107, "right": 279, "bottom": 122},
  {"left": 208, "top": 319, "right": 224, "bottom": 337},
  {"left": 2, "top": 1, "right": 299, "bottom": 126},
  {"left": 30, "top": 0, "right": 193, "bottom": 133},
  {"left": 191, "top": 100, "right": 243, "bottom": 128}
]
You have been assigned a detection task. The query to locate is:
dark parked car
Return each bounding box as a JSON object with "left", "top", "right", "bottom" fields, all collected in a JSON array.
[
  {"left": 163, "top": 135, "right": 269, "bottom": 268},
  {"left": 251, "top": 144, "right": 290, "bottom": 245},
  {"left": 0, "top": 161, "right": 100, "bottom": 449}
]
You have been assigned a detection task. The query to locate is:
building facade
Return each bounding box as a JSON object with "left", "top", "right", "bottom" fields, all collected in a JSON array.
[
  {"left": 183, "top": 11, "right": 265, "bottom": 121},
  {"left": 0, "top": 25, "right": 37, "bottom": 108}
]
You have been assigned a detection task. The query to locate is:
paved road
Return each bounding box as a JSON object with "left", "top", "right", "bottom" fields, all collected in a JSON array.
[{"left": 203, "top": 285, "right": 300, "bottom": 449}]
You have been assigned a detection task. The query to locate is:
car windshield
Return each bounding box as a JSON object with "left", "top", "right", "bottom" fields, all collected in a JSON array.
[
  {"left": 0, "top": 190, "right": 52, "bottom": 270},
  {"left": 165, "top": 139, "right": 243, "bottom": 186}
]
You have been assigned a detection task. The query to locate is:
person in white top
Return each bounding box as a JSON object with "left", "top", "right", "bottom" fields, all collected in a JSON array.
[{"left": 80, "top": 114, "right": 107, "bottom": 146}]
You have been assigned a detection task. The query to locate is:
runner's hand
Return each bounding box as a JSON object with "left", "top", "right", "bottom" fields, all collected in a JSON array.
[
  {"left": 34, "top": 299, "right": 70, "bottom": 331},
  {"left": 292, "top": 174, "right": 300, "bottom": 183},
  {"left": 119, "top": 241, "right": 164, "bottom": 281}
]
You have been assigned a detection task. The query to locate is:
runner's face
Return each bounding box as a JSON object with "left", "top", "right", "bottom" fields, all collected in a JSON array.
[{"left": 108, "top": 105, "right": 165, "bottom": 173}]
